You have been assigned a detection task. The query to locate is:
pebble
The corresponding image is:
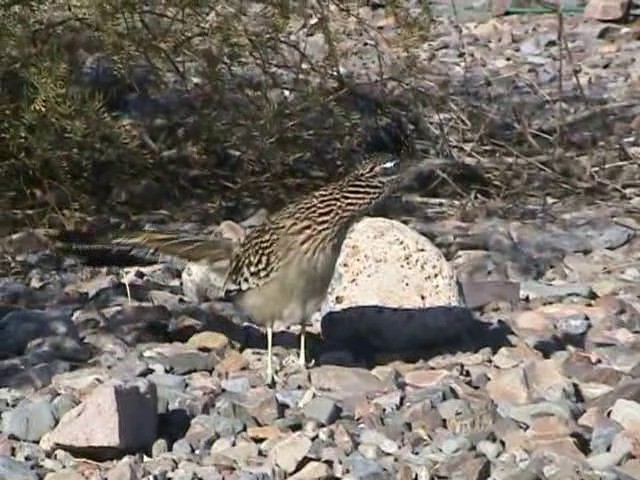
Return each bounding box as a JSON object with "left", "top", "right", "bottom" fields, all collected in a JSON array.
[
  {"left": 268, "top": 433, "right": 312, "bottom": 474},
  {"left": 2, "top": 398, "right": 57, "bottom": 442},
  {"left": 303, "top": 396, "right": 341, "bottom": 426}
]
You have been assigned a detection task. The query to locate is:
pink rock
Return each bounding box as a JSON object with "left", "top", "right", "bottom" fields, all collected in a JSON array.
[
  {"left": 584, "top": 0, "right": 630, "bottom": 20},
  {"left": 403, "top": 369, "right": 452, "bottom": 388},
  {"left": 41, "top": 380, "right": 157, "bottom": 458},
  {"left": 486, "top": 367, "right": 531, "bottom": 405}
]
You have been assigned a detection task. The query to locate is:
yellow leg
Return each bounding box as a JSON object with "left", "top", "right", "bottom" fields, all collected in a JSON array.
[
  {"left": 299, "top": 323, "right": 306, "bottom": 367},
  {"left": 123, "top": 276, "right": 132, "bottom": 305},
  {"left": 266, "top": 325, "right": 274, "bottom": 385}
]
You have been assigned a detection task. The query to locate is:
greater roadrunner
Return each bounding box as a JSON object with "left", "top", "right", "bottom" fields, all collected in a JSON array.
[{"left": 116, "top": 153, "right": 408, "bottom": 384}]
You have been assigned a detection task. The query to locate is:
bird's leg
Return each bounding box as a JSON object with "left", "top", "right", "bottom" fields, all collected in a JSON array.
[
  {"left": 264, "top": 325, "right": 286, "bottom": 385},
  {"left": 299, "top": 322, "right": 307, "bottom": 368},
  {"left": 266, "top": 325, "right": 275, "bottom": 386},
  {"left": 123, "top": 275, "right": 132, "bottom": 305}
]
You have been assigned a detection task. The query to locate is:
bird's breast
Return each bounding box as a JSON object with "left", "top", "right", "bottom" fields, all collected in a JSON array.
[{"left": 232, "top": 237, "right": 344, "bottom": 328}]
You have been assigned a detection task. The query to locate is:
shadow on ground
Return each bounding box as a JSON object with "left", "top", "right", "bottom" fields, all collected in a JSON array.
[
  {"left": 239, "top": 305, "right": 514, "bottom": 368},
  {"left": 0, "top": 302, "right": 513, "bottom": 391}
]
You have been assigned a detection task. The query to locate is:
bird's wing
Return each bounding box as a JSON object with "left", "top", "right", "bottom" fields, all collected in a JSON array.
[
  {"left": 113, "top": 231, "right": 235, "bottom": 263},
  {"left": 221, "top": 223, "right": 294, "bottom": 299}
]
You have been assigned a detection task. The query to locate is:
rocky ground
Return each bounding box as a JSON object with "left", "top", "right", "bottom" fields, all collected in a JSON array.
[
  {"left": 2, "top": 200, "right": 640, "bottom": 480},
  {"left": 3, "top": 3, "right": 640, "bottom": 480}
]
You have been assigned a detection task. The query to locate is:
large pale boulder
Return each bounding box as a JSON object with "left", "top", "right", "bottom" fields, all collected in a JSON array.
[
  {"left": 321, "top": 216, "right": 463, "bottom": 314},
  {"left": 319, "top": 217, "right": 471, "bottom": 355}
]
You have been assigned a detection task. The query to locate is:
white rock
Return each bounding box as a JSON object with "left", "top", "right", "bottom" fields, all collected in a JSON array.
[
  {"left": 181, "top": 221, "right": 245, "bottom": 303},
  {"left": 610, "top": 399, "right": 640, "bottom": 434},
  {"left": 268, "top": 433, "right": 312, "bottom": 474},
  {"left": 181, "top": 261, "right": 228, "bottom": 303},
  {"left": 321, "top": 216, "right": 463, "bottom": 314}
]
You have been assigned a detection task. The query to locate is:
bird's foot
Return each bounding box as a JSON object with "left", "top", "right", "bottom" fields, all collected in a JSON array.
[
  {"left": 265, "top": 368, "right": 283, "bottom": 387},
  {"left": 282, "top": 353, "right": 315, "bottom": 371}
]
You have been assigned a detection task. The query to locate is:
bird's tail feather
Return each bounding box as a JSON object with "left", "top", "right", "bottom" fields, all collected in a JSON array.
[{"left": 114, "top": 232, "right": 235, "bottom": 263}]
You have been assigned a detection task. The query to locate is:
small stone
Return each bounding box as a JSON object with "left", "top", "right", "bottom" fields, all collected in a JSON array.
[
  {"left": 0, "top": 435, "right": 11, "bottom": 456},
  {"left": 615, "top": 458, "right": 640, "bottom": 478},
  {"left": 476, "top": 440, "right": 502, "bottom": 460},
  {"left": 437, "top": 399, "right": 472, "bottom": 422},
  {"left": 371, "top": 390, "right": 403, "bottom": 412},
  {"left": 588, "top": 451, "right": 626, "bottom": 471},
  {"left": 454, "top": 455, "right": 490, "bottom": 480},
  {"left": 172, "top": 438, "right": 193, "bottom": 455},
  {"left": 523, "top": 359, "right": 574, "bottom": 403},
  {"left": 302, "top": 419, "right": 320, "bottom": 439},
  {"left": 486, "top": 367, "right": 531, "bottom": 405},
  {"left": 591, "top": 414, "right": 623, "bottom": 453},
  {"left": 216, "top": 350, "right": 249, "bottom": 374},
  {"left": 333, "top": 424, "right": 355, "bottom": 455},
  {"left": 358, "top": 442, "right": 379, "bottom": 460},
  {"left": 51, "top": 394, "right": 77, "bottom": 421},
  {"left": 288, "top": 461, "right": 331, "bottom": 480},
  {"left": 221, "top": 376, "right": 250, "bottom": 394},
  {"left": 530, "top": 435, "right": 586, "bottom": 463},
  {"left": 309, "top": 366, "right": 385, "bottom": 398},
  {"left": 584, "top": 0, "right": 631, "bottom": 20},
  {"left": 231, "top": 387, "right": 279, "bottom": 426},
  {"left": 0, "top": 456, "right": 38, "bottom": 480},
  {"left": 212, "top": 440, "right": 259, "bottom": 467},
  {"left": 610, "top": 399, "right": 640, "bottom": 434},
  {"left": 44, "top": 470, "right": 85, "bottom": 480},
  {"left": 147, "top": 373, "right": 187, "bottom": 392},
  {"left": 40, "top": 379, "right": 157, "bottom": 459},
  {"left": 556, "top": 313, "right": 591, "bottom": 336},
  {"left": 143, "top": 343, "right": 218, "bottom": 375},
  {"left": 440, "top": 435, "right": 472, "bottom": 455},
  {"left": 360, "top": 429, "right": 398, "bottom": 455},
  {"left": 268, "top": 433, "right": 312, "bottom": 474},
  {"left": 303, "top": 397, "right": 341, "bottom": 426},
  {"left": 106, "top": 456, "right": 139, "bottom": 480},
  {"left": 527, "top": 415, "right": 572, "bottom": 441},
  {"left": 2, "top": 398, "right": 57, "bottom": 441},
  {"left": 247, "top": 425, "right": 285, "bottom": 441},
  {"left": 512, "top": 310, "right": 554, "bottom": 334},
  {"left": 404, "top": 369, "right": 452, "bottom": 388},
  {"left": 493, "top": 344, "right": 542, "bottom": 369},
  {"left": 187, "top": 332, "right": 229, "bottom": 352},
  {"left": 344, "top": 451, "right": 385, "bottom": 478},
  {"left": 151, "top": 438, "right": 169, "bottom": 457}
]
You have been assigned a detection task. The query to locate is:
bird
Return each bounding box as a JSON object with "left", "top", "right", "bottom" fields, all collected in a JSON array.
[{"left": 115, "top": 152, "right": 409, "bottom": 385}]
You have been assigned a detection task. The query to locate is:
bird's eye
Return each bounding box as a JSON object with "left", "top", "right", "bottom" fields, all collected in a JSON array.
[
  {"left": 382, "top": 160, "right": 398, "bottom": 169},
  {"left": 379, "top": 158, "right": 399, "bottom": 174}
]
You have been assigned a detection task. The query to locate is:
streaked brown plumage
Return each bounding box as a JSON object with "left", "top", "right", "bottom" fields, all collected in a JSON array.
[{"left": 116, "top": 152, "right": 406, "bottom": 384}]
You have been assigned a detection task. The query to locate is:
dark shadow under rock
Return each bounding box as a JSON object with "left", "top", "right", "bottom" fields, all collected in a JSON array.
[{"left": 319, "top": 305, "right": 512, "bottom": 366}]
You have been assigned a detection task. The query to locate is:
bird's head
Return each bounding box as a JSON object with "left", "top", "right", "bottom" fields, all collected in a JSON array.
[{"left": 361, "top": 152, "right": 402, "bottom": 178}]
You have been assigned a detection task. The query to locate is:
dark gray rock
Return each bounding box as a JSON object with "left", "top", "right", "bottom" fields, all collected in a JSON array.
[
  {"left": 303, "top": 397, "right": 341, "bottom": 426},
  {"left": 344, "top": 451, "right": 386, "bottom": 479},
  {"left": 1, "top": 398, "right": 57, "bottom": 441},
  {"left": 24, "top": 335, "right": 92, "bottom": 363},
  {"left": 0, "top": 309, "right": 78, "bottom": 357},
  {"left": 145, "top": 345, "right": 218, "bottom": 375},
  {"left": 591, "top": 416, "right": 623, "bottom": 454},
  {"left": 221, "top": 377, "right": 251, "bottom": 394},
  {"left": 172, "top": 438, "right": 193, "bottom": 455},
  {"left": 0, "top": 455, "right": 38, "bottom": 480}
]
